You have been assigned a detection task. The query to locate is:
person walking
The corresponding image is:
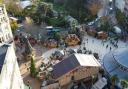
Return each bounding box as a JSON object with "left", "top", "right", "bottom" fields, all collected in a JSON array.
[
  {"left": 106, "top": 45, "right": 108, "bottom": 48},
  {"left": 92, "top": 39, "right": 94, "bottom": 43},
  {"left": 110, "top": 47, "right": 112, "bottom": 51}
]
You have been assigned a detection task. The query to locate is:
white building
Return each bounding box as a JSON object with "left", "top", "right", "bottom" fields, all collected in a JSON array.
[
  {"left": 0, "top": 44, "right": 24, "bottom": 89},
  {"left": 0, "top": 4, "right": 25, "bottom": 89},
  {"left": 0, "top": 4, "right": 13, "bottom": 44}
]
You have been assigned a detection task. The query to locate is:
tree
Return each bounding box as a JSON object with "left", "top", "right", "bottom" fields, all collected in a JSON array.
[
  {"left": 46, "top": 17, "right": 67, "bottom": 27},
  {"left": 110, "top": 75, "right": 119, "bottom": 89},
  {"left": 6, "top": 1, "right": 23, "bottom": 16},
  {"left": 65, "top": 0, "right": 89, "bottom": 22},
  {"left": 116, "top": 9, "right": 126, "bottom": 26},
  {"left": 40, "top": 0, "right": 54, "bottom": 3},
  {"left": 23, "top": 3, "right": 53, "bottom": 25},
  {"left": 10, "top": 20, "right": 18, "bottom": 32},
  {"left": 89, "top": 2, "right": 101, "bottom": 16},
  {"left": 23, "top": 5, "right": 37, "bottom": 17},
  {"left": 53, "top": 32, "right": 61, "bottom": 41},
  {"left": 38, "top": 2, "right": 53, "bottom": 16},
  {"left": 120, "top": 80, "right": 128, "bottom": 89},
  {"left": 30, "top": 56, "right": 37, "bottom": 78},
  {"left": 100, "top": 19, "right": 112, "bottom": 32}
]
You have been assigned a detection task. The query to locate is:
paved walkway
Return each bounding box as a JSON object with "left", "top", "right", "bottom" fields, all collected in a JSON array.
[
  {"left": 41, "top": 35, "right": 127, "bottom": 64},
  {"left": 23, "top": 74, "right": 41, "bottom": 89}
]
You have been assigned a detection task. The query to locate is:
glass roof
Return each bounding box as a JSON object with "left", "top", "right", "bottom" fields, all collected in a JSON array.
[{"left": 113, "top": 48, "right": 128, "bottom": 68}]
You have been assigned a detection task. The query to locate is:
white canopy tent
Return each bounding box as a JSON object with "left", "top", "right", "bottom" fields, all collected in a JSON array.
[
  {"left": 114, "top": 26, "right": 122, "bottom": 34},
  {"left": 20, "top": 0, "right": 32, "bottom": 9}
]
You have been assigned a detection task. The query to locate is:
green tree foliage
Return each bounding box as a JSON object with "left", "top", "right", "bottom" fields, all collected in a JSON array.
[
  {"left": 64, "top": 0, "right": 90, "bottom": 22},
  {"left": 111, "top": 75, "right": 119, "bottom": 89},
  {"left": 23, "top": 5, "right": 37, "bottom": 17},
  {"left": 120, "top": 80, "right": 128, "bottom": 88},
  {"left": 100, "top": 21, "right": 112, "bottom": 32},
  {"left": 47, "top": 17, "right": 67, "bottom": 27},
  {"left": 116, "top": 9, "right": 127, "bottom": 26},
  {"left": 53, "top": 32, "right": 61, "bottom": 41},
  {"left": 23, "top": 2, "right": 53, "bottom": 25},
  {"left": 53, "top": 4, "right": 65, "bottom": 12},
  {"left": 38, "top": 2, "right": 53, "bottom": 16},
  {"left": 6, "top": 1, "right": 23, "bottom": 16},
  {"left": 10, "top": 20, "right": 18, "bottom": 32},
  {"left": 30, "top": 56, "right": 37, "bottom": 78},
  {"left": 41, "top": 0, "right": 54, "bottom": 3}
]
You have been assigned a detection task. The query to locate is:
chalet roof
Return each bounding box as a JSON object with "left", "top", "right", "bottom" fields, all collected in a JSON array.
[{"left": 52, "top": 54, "right": 101, "bottom": 79}]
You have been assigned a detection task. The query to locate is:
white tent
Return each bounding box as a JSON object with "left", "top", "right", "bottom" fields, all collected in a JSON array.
[
  {"left": 91, "top": 77, "right": 107, "bottom": 89},
  {"left": 75, "top": 54, "right": 101, "bottom": 67},
  {"left": 20, "top": 0, "right": 32, "bottom": 9},
  {"left": 114, "top": 26, "right": 122, "bottom": 34}
]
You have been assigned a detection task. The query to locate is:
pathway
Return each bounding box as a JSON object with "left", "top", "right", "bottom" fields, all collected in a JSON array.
[{"left": 41, "top": 35, "right": 127, "bottom": 64}]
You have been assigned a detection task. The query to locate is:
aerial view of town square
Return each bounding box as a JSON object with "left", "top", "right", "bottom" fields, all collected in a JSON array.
[{"left": 0, "top": 0, "right": 128, "bottom": 89}]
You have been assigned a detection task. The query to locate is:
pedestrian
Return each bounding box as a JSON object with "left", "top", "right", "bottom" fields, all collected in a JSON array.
[
  {"left": 116, "top": 40, "right": 118, "bottom": 45},
  {"left": 92, "top": 40, "right": 94, "bottom": 43},
  {"left": 116, "top": 45, "right": 118, "bottom": 48},
  {"left": 110, "top": 47, "right": 112, "bottom": 51},
  {"left": 106, "top": 45, "right": 108, "bottom": 48}
]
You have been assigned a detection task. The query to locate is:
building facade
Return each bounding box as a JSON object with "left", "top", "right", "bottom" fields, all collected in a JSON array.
[
  {"left": 0, "top": 4, "right": 24, "bottom": 89},
  {"left": 52, "top": 54, "right": 101, "bottom": 87},
  {"left": 0, "top": 4, "right": 13, "bottom": 44},
  {"left": 0, "top": 44, "right": 24, "bottom": 89}
]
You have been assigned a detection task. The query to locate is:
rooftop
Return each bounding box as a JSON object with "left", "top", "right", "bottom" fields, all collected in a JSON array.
[
  {"left": 0, "top": 44, "right": 9, "bottom": 73},
  {"left": 113, "top": 48, "right": 128, "bottom": 68},
  {"left": 103, "top": 47, "right": 128, "bottom": 80},
  {"left": 52, "top": 54, "right": 101, "bottom": 79}
]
